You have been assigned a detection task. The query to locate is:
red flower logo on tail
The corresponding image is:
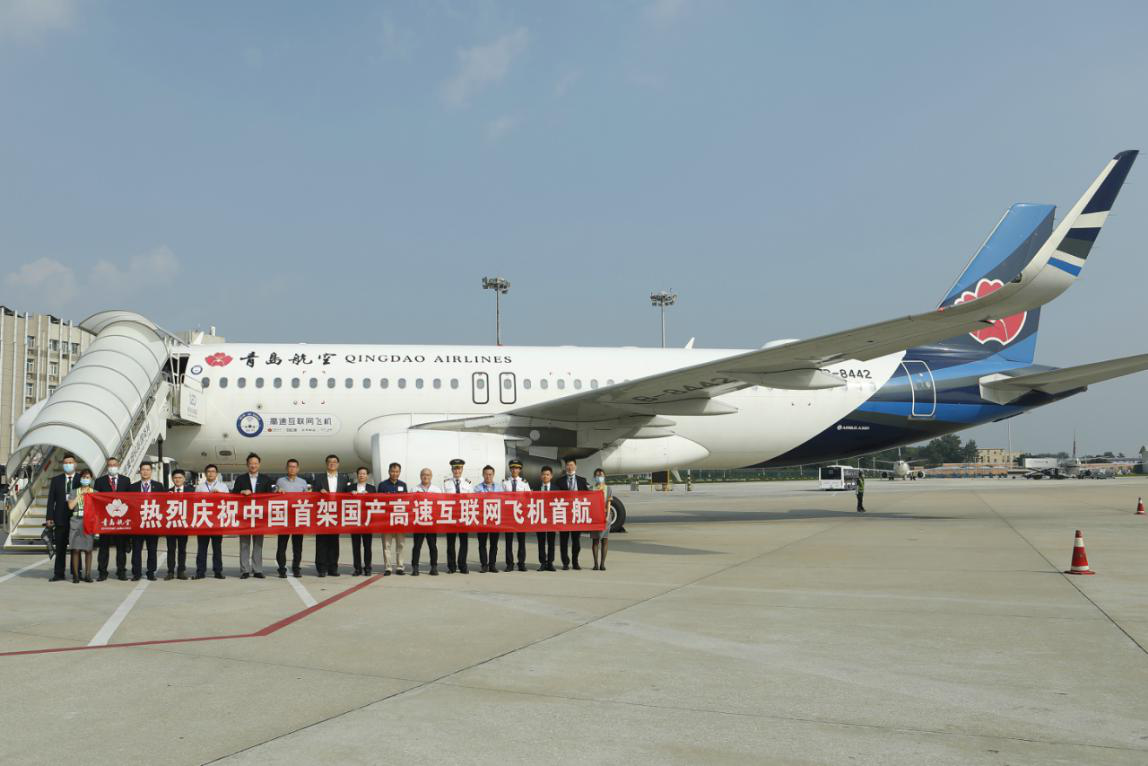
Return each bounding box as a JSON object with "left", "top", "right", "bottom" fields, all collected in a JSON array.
[
  {"left": 952, "top": 278, "right": 1027, "bottom": 345},
  {"left": 204, "top": 352, "right": 233, "bottom": 367}
]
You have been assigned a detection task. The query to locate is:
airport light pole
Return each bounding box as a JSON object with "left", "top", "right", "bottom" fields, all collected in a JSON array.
[
  {"left": 650, "top": 290, "right": 677, "bottom": 348},
  {"left": 482, "top": 277, "right": 510, "bottom": 346}
]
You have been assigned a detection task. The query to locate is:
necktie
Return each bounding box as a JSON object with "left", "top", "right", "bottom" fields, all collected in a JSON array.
[
  {"left": 512, "top": 479, "right": 517, "bottom": 491},
  {"left": 143, "top": 482, "right": 150, "bottom": 493},
  {"left": 454, "top": 479, "right": 460, "bottom": 493}
]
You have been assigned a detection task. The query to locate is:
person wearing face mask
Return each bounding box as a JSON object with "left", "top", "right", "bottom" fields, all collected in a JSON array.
[
  {"left": 66, "top": 469, "right": 96, "bottom": 583},
  {"left": 94, "top": 457, "right": 130, "bottom": 581},
  {"left": 46, "top": 454, "right": 80, "bottom": 582},
  {"left": 590, "top": 468, "right": 611, "bottom": 571}
]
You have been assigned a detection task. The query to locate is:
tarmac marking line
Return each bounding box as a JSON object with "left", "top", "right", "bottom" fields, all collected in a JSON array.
[
  {"left": 973, "top": 490, "right": 1148, "bottom": 656},
  {"left": 0, "top": 574, "right": 382, "bottom": 658},
  {"left": 88, "top": 579, "right": 150, "bottom": 646},
  {"left": 286, "top": 575, "right": 318, "bottom": 608},
  {"left": 0, "top": 557, "right": 50, "bottom": 584}
]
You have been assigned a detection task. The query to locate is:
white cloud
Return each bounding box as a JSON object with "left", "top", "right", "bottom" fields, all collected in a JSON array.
[
  {"left": 4, "top": 247, "right": 180, "bottom": 313},
  {"left": 485, "top": 114, "right": 518, "bottom": 142},
  {"left": 91, "top": 246, "right": 180, "bottom": 288},
  {"left": 0, "top": 0, "right": 76, "bottom": 40},
  {"left": 643, "top": 0, "right": 689, "bottom": 26},
  {"left": 441, "top": 27, "right": 529, "bottom": 108},
  {"left": 5, "top": 257, "right": 78, "bottom": 308},
  {"left": 553, "top": 70, "right": 581, "bottom": 98},
  {"left": 380, "top": 14, "right": 416, "bottom": 60}
]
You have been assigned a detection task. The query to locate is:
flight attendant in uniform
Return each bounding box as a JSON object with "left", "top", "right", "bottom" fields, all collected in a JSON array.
[
  {"left": 444, "top": 458, "right": 472, "bottom": 574},
  {"left": 501, "top": 459, "right": 531, "bottom": 572},
  {"left": 475, "top": 465, "right": 500, "bottom": 573}
]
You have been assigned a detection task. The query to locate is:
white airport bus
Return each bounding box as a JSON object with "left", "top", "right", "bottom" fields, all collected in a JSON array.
[{"left": 819, "top": 465, "right": 860, "bottom": 491}]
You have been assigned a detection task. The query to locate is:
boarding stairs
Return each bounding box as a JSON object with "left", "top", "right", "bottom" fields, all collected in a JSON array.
[{"left": 4, "top": 311, "right": 203, "bottom": 550}]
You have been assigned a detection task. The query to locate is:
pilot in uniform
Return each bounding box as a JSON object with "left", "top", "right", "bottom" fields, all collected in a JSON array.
[
  {"left": 501, "top": 460, "right": 531, "bottom": 572},
  {"left": 444, "top": 458, "right": 473, "bottom": 574}
]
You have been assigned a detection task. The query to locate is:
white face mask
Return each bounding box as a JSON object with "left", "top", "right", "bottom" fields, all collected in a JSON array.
[
  {"left": 80, "top": 477, "right": 92, "bottom": 487},
  {"left": 595, "top": 476, "right": 605, "bottom": 484},
  {"left": 107, "top": 466, "right": 120, "bottom": 476},
  {"left": 62, "top": 462, "right": 76, "bottom": 474}
]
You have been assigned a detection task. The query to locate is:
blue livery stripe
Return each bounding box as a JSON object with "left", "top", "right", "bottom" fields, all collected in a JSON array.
[{"left": 1049, "top": 257, "right": 1082, "bottom": 276}]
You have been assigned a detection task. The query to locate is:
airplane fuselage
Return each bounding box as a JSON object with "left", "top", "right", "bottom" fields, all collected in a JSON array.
[{"left": 165, "top": 342, "right": 1068, "bottom": 478}]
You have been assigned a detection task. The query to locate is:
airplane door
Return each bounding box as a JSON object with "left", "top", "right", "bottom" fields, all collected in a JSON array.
[
  {"left": 472, "top": 372, "right": 489, "bottom": 405},
  {"left": 900, "top": 360, "right": 936, "bottom": 418},
  {"left": 499, "top": 372, "right": 516, "bottom": 405}
]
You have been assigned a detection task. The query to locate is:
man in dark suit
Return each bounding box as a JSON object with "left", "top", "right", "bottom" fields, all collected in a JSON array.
[
  {"left": 314, "top": 454, "right": 352, "bottom": 576},
  {"left": 164, "top": 469, "right": 191, "bottom": 579},
  {"left": 558, "top": 457, "right": 590, "bottom": 570},
  {"left": 94, "top": 456, "right": 130, "bottom": 581},
  {"left": 535, "top": 465, "right": 558, "bottom": 572},
  {"left": 46, "top": 454, "right": 79, "bottom": 581},
  {"left": 349, "top": 466, "right": 376, "bottom": 575},
  {"left": 233, "top": 452, "right": 274, "bottom": 579},
  {"left": 131, "top": 461, "right": 163, "bottom": 581}
]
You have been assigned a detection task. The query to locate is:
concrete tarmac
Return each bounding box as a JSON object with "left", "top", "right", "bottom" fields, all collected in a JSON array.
[{"left": 2, "top": 478, "right": 1148, "bottom": 765}]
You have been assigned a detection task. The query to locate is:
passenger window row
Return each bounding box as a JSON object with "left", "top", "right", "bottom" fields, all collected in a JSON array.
[{"left": 202, "top": 376, "right": 620, "bottom": 390}]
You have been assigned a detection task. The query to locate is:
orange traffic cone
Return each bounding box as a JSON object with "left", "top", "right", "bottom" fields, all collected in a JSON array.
[
  {"left": 1136, "top": 497, "right": 1145, "bottom": 515},
  {"left": 1064, "top": 530, "right": 1095, "bottom": 575}
]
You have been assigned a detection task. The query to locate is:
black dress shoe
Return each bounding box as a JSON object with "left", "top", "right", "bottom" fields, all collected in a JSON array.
[
  {"left": 517, "top": 563, "right": 527, "bottom": 572},
  {"left": 572, "top": 562, "right": 582, "bottom": 571},
  {"left": 562, "top": 564, "right": 569, "bottom": 571},
  {"left": 429, "top": 566, "right": 439, "bottom": 576},
  {"left": 213, "top": 572, "right": 226, "bottom": 579},
  {"left": 146, "top": 574, "right": 157, "bottom": 581},
  {"left": 97, "top": 573, "right": 108, "bottom": 582},
  {"left": 177, "top": 572, "right": 188, "bottom": 580},
  {"left": 600, "top": 564, "right": 606, "bottom": 571},
  {"left": 72, "top": 576, "right": 79, "bottom": 583},
  {"left": 447, "top": 567, "right": 457, "bottom": 574},
  {"left": 479, "top": 564, "right": 487, "bottom": 573},
  {"left": 352, "top": 567, "right": 362, "bottom": 576},
  {"left": 84, "top": 576, "right": 94, "bottom": 583},
  {"left": 410, "top": 568, "right": 420, "bottom": 576},
  {"left": 278, "top": 570, "right": 287, "bottom": 579},
  {"left": 240, "top": 572, "right": 250, "bottom": 579},
  {"left": 192, "top": 574, "right": 206, "bottom": 580},
  {"left": 164, "top": 572, "right": 175, "bottom": 581},
  {"left": 459, "top": 567, "right": 469, "bottom": 574},
  {"left": 117, "top": 573, "right": 128, "bottom": 581},
  {"left": 488, "top": 566, "right": 497, "bottom": 573},
  {"left": 292, "top": 569, "right": 302, "bottom": 578},
  {"left": 317, "top": 571, "right": 327, "bottom": 578},
  {"left": 547, "top": 563, "right": 558, "bottom": 572},
  {"left": 131, "top": 575, "right": 141, "bottom": 581},
  {"left": 364, "top": 567, "right": 372, "bottom": 576},
  {"left": 253, "top": 572, "right": 265, "bottom": 579}
]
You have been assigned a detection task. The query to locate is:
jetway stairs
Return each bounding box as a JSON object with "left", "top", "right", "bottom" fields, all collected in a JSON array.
[{"left": 3, "top": 311, "right": 203, "bottom": 550}]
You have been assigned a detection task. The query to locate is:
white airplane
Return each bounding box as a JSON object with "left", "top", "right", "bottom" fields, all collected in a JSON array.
[{"left": 6, "top": 150, "right": 1148, "bottom": 542}]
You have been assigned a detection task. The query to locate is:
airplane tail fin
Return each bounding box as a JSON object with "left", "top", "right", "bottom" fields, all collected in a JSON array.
[
  {"left": 927, "top": 202, "right": 1056, "bottom": 365},
  {"left": 920, "top": 148, "right": 1139, "bottom": 366}
]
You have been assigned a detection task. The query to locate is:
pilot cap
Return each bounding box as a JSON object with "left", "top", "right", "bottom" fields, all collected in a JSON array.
[
  {"left": 508, "top": 459, "right": 523, "bottom": 469},
  {"left": 449, "top": 458, "right": 466, "bottom": 467}
]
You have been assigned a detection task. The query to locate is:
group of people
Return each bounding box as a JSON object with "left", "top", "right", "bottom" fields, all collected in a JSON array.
[{"left": 45, "top": 452, "right": 613, "bottom": 583}]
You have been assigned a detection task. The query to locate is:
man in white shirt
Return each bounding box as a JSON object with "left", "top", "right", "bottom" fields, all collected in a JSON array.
[
  {"left": 501, "top": 459, "right": 531, "bottom": 572},
  {"left": 409, "top": 468, "right": 440, "bottom": 576},
  {"left": 444, "top": 458, "right": 473, "bottom": 574},
  {"left": 475, "top": 465, "right": 500, "bottom": 573},
  {"left": 349, "top": 466, "right": 375, "bottom": 576},
  {"left": 315, "top": 453, "right": 350, "bottom": 577}
]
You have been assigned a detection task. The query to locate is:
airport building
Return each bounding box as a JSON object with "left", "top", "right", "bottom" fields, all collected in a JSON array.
[
  {"left": 0, "top": 307, "right": 95, "bottom": 465},
  {"left": 975, "top": 447, "right": 1021, "bottom": 465}
]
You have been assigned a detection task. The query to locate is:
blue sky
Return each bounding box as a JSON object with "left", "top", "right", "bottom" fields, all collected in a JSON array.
[{"left": 3, "top": 0, "right": 1147, "bottom": 454}]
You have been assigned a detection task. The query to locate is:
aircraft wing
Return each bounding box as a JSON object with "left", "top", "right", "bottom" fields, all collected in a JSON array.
[
  {"left": 981, "top": 353, "right": 1148, "bottom": 400},
  {"left": 418, "top": 151, "right": 1137, "bottom": 434}
]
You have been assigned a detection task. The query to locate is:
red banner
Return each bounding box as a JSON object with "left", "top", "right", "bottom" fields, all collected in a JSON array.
[{"left": 83, "top": 492, "right": 607, "bottom": 536}]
